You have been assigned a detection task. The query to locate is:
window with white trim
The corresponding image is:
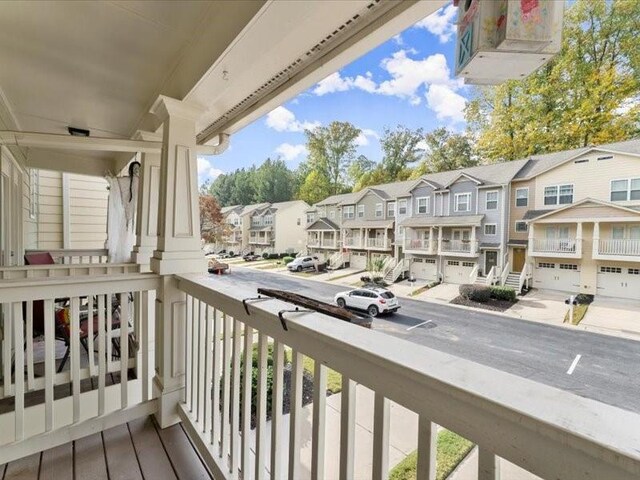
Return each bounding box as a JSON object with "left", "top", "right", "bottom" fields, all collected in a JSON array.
[
  {"left": 600, "top": 266, "right": 622, "bottom": 273},
  {"left": 484, "top": 224, "right": 497, "bottom": 235},
  {"left": 538, "top": 263, "right": 555, "bottom": 269},
  {"left": 515, "top": 221, "right": 528, "bottom": 232},
  {"left": 559, "top": 264, "right": 578, "bottom": 270},
  {"left": 454, "top": 193, "right": 471, "bottom": 212},
  {"left": 387, "top": 202, "right": 396, "bottom": 218},
  {"left": 398, "top": 199, "right": 407, "bottom": 215},
  {"left": 264, "top": 215, "right": 273, "bottom": 225},
  {"left": 610, "top": 178, "right": 640, "bottom": 202},
  {"left": 357, "top": 205, "right": 365, "bottom": 218},
  {"left": 343, "top": 206, "right": 355, "bottom": 219},
  {"left": 544, "top": 184, "right": 573, "bottom": 205},
  {"left": 375, "top": 203, "right": 383, "bottom": 217},
  {"left": 306, "top": 213, "right": 315, "bottom": 224},
  {"left": 515, "top": 188, "right": 528, "bottom": 207},
  {"left": 485, "top": 191, "right": 498, "bottom": 210},
  {"left": 447, "top": 260, "right": 459, "bottom": 266},
  {"left": 462, "top": 262, "right": 475, "bottom": 267},
  {"left": 425, "top": 258, "right": 436, "bottom": 264},
  {"left": 416, "top": 197, "right": 430, "bottom": 214}
]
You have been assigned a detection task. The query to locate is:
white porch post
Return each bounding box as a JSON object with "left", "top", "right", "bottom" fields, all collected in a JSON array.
[
  {"left": 149, "top": 95, "right": 206, "bottom": 428},
  {"left": 131, "top": 131, "right": 161, "bottom": 272},
  {"left": 576, "top": 222, "right": 583, "bottom": 257},
  {"left": 437, "top": 227, "right": 443, "bottom": 255},
  {"left": 592, "top": 222, "right": 600, "bottom": 258},
  {"left": 471, "top": 227, "right": 477, "bottom": 255},
  {"left": 528, "top": 223, "right": 535, "bottom": 254}
]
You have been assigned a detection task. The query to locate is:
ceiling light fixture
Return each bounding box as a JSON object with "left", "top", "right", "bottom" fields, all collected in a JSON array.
[{"left": 68, "top": 126, "right": 90, "bottom": 137}]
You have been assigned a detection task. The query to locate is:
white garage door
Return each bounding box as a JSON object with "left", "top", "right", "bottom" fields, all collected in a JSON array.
[
  {"left": 597, "top": 266, "right": 640, "bottom": 300},
  {"left": 350, "top": 252, "right": 367, "bottom": 269},
  {"left": 410, "top": 258, "right": 437, "bottom": 281},
  {"left": 444, "top": 260, "right": 475, "bottom": 284},
  {"left": 533, "top": 262, "right": 580, "bottom": 292}
]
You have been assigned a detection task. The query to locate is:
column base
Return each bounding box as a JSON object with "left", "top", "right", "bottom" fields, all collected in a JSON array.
[
  {"left": 152, "top": 376, "right": 183, "bottom": 428},
  {"left": 151, "top": 250, "right": 207, "bottom": 275},
  {"left": 132, "top": 245, "right": 156, "bottom": 272}
]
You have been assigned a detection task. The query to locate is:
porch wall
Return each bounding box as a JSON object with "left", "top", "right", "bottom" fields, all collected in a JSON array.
[{"left": 35, "top": 169, "right": 108, "bottom": 250}]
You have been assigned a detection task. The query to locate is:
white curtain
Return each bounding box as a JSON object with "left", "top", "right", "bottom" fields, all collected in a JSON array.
[{"left": 105, "top": 175, "right": 138, "bottom": 263}]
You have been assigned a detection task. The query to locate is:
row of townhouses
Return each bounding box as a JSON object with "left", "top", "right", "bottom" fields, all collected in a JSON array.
[
  {"left": 218, "top": 200, "right": 309, "bottom": 255},
  {"left": 302, "top": 139, "right": 640, "bottom": 301}
]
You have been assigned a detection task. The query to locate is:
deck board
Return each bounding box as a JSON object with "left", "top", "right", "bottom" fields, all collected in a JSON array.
[
  {"left": 40, "top": 443, "right": 73, "bottom": 480},
  {"left": 2, "top": 417, "right": 211, "bottom": 480},
  {"left": 74, "top": 432, "right": 109, "bottom": 480},
  {"left": 157, "top": 423, "right": 211, "bottom": 480},
  {"left": 128, "top": 417, "right": 178, "bottom": 480},
  {"left": 4, "top": 452, "right": 40, "bottom": 480},
  {"left": 102, "top": 424, "right": 143, "bottom": 480}
]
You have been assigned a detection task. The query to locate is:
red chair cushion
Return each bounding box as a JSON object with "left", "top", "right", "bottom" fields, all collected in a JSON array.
[{"left": 24, "top": 252, "right": 55, "bottom": 265}]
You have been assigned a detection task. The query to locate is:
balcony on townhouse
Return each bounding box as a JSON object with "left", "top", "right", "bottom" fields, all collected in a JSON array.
[
  {"left": 404, "top": 232, "right": 438, "bottom": 255},
  {"left": 529, "top": 223, "right": 583, "bottom": 259},
  {"left": 439, "top": 239, "right": 480, "bottom": 256},
  {"left": 307, "top": 232, "right": 339, "bottom": 249},
  {"left": 343, "top": 235, "right": 362, "bottom": 248},
  {"left": 593, "top": 222, "right": 640, "bottom": 262}
]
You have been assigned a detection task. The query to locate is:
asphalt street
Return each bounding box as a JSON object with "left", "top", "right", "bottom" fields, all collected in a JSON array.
[{"left": 208, "top": 267, "right": 640, "bottom": 413}]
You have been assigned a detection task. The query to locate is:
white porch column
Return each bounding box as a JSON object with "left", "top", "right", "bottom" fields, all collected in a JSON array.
[
  {"left": 437, "top": 227, "right": 443, "bottom": 255},
  {"left": 592, "top": 222, "right": 600, "bottom": 257},
  {"left": 471, "top": 227, "right": 477, "bottom": 255},
  {"left": 131, "top": 131, "right": 161, "bottom": 272},
  {"left": 528, "top": 223, "right": 535, "bottom": 254},
  {"left": 149, "top": 95, "right": 206, "bottom": 428},
  {"left": 576, "top": 222, "right": 583, "bottom": 257}
]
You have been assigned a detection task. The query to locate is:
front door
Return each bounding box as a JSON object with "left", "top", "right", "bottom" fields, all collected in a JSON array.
[
  {"left": 485, "top": 251, "right": 498, "bottom": 274},
  {"left": 513, "top": 248, "right": 525, "bottom": 272}
]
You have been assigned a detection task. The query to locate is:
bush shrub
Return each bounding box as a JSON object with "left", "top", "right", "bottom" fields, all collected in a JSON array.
[
  {"left": 459, "top": 284, "right": 491, "bottom": 303},
  {"left": 282, "top": 256, "right": 294, "bottom": 265},
  {"left": 361, "top": 275, "right": 372, "bottom": 283},
  {"left": 490, "top": 286, "right": 517, "bottom": 302},
  {"left": 575, "top": 293, "right": 594, "bottom": 305},
  {"left": 268, "top": 253, "right": 279, "bottom": 259}
]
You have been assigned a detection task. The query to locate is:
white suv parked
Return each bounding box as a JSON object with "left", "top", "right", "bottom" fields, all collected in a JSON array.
[
  {"left": 287, "top": 256, "right": 320, "bottom": 272},
  {"left": 334, "top": 287, "right": 399, "bottom": 317}
]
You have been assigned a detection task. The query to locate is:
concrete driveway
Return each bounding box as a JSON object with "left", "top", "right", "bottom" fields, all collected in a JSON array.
[
  {"left": 505, "top": 289, "right": 570, "bottom": 325},
  {"left": 581, "top": 296, "right": 640, "bottom": 340}
]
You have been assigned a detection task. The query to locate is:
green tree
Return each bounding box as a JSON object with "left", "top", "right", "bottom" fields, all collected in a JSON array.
[
  {"left": 411, "top": 128, "right": 477, "bottom": 177},
  {"left": 297, "top": 170, "right": 332, "bottom": 205},
  {"left": 379, "top": 126, "right": 425, "bottom": 179},
  {"left": 254, "top": 157, "right": 294, "bottom": 203},
  {"left": 305, "top": 121, "right": 361, "bottom": 195},
  {"left": 466, "top": 0, "right": 640, "bottom": 162}
]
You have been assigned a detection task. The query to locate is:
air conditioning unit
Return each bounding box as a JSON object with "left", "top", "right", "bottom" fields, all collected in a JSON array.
[{"left": 455, "top": 0, "right": 563, "bottom": 84}]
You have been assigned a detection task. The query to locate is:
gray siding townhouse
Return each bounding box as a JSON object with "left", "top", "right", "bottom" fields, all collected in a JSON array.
[
  {"left": 305, "top": 193, "right": 350, "bottom": 262},
  {"left": 248, "top": 200, "right": 309, "bottom": 254}
]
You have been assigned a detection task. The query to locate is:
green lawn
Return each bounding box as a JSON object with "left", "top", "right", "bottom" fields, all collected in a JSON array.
[
  {"left": 389, "top": 430, "right": 474, "bottom": 480},
  {"left": 255, "top": 261, "right": 284, "bottom": 270},
  {"left": 283, "top": 349, "right": 343, "bottom": 394},
  {"left": 564, "top": 304, "right": 589, "bottom": 325}
]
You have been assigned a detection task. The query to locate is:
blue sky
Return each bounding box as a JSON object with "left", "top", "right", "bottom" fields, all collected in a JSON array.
[{"left": 197, "top": 4, "right": 466, "bottom": 185}]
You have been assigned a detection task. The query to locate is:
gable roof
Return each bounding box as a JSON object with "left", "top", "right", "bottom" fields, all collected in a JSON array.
[
  {"left": 526, "top": 198, "right": 640, "bottom": 222},
  {"left": 514, "top": 139, "right": 640, "bottom": 180},
  {"left": 442, "top": 171, "right": 483, "bottom": 188},
  {"left": 306, "top": 218, "right": 339, "bottom": 231}
]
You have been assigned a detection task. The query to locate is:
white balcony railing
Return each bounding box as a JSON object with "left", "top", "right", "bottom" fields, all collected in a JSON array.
[
  {"left": 598, "top": 239, "right": 640, "bottom": 257},
  {"left": 175, "top": 274, "right": 640, "bottom": 480},
  {"left": 25, "top": 249, "right": 109, "bottom": 264},
  {"left": 343, "top": 237, "right": 361, "bottom": 248},
  {"left": 250, "top": 236, "right": 272, "bottom": 245},
  {"left": 404, "top": 238, "right": 436, "bottom": 252},
  {"left": 441, "top": 240, "right": 477, "bottom": 254},
  {"left": 532, "top": 238, "right": 578, "bottom": 254},
  {"left": 0, "top": 272, "right": 158, "bottom": 464},
  {"left": 366, "top": 237, "right": 388, "bottom": 249}
]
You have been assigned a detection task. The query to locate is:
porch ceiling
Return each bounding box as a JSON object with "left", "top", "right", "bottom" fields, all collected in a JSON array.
[{"left": 0, "top": 1, "right": 443, "bottom": 174}]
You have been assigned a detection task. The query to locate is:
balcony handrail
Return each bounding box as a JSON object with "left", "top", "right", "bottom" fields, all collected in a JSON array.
[
  {"left": 532, "top": 238, "right": 577, "bottom": 253},
  {"left": 25, "top": 248, "right": 109, "bottom": 264},
  {"left": 486, "top": 266, "right": 496, "bottom": 285},
  {"left": 176, "top": 274, "right": 640, "bottom": 480},
  {"left": 598, "top": 238, "right": 640, "bottom": 256},
  {"left": 469, "top": 264, "right": 479, "bottom": 283},
  {"left": 0, "top": 272, "right": 160, "bottom": 464},
  {"left": 518, "top": 262, "right": 531, "bottom": 293},
  {"left": 0, "top": 262, "right": 140, "bottom": 280},
  {"left": 441, "top": 239, "right": 476, "bottom": 253}
]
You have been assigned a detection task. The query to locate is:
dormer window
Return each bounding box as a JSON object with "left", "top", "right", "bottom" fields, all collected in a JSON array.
[
  {"left": 375, "top": 203, "right": 383, "bottom": 217},
  {"left": 398, "top": 199, "right": 407, "bottom": 215},
  {"left": 454, "top": 193, "right": 471, "bottom": 212},
  {"left": 416, "top": 197, "right": 430, "bottom": 214},
  {"left": 387, "top": 202, "right": 396, "bottom": 218},
  {"left": 357, "top": 205, "right": 365, "bottom": 218}
]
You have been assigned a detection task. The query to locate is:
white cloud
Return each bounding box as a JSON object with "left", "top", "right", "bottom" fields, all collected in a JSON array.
[
  {"left": 355, "top": 128, "right": 379, "bottom": 147},
  {"left": 197, "top": 156, "right": 224, "bottom": 184},
  {"left": 415, "top": 4, "right": 458, "bottom": 43},
  {"left": 275, "top": 143, "right": 308, "bottom": 162},
  {"left": 377, "top": 51, "right": 452, "bottom": 105},
  {"left": 313, "top": 72, "right": 377, "bottom": 96},
  {"left": 425, "top": 84, "right": 467, "bottom": 123},
  {"left": 265, "top": 106, "right": 320, "bottom": 132},
  {"left": 392, "top": 34, "right": 404, "bottom": 46}
]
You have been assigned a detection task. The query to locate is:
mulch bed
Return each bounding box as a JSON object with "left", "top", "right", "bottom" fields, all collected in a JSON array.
[{"left": 450, "top": 295, "right": 517, "bottom": 312}]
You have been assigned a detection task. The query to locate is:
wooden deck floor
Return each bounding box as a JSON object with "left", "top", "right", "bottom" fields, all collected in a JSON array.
[{"left": 0, "top": 417, "right": 212, "bottom": 479}]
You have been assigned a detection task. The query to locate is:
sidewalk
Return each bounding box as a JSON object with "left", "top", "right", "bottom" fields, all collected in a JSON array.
[{"left": 449, "top": 447, "right": 542, "bottom": 480}]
